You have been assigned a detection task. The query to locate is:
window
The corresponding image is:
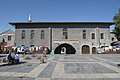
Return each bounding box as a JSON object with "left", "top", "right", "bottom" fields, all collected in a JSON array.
[
  {"left": 8, "top": 36, "right": 11, "bottom": 41},
  {"left": 62, "top": 28, "right": 68, "bottom": 39},
  {"left": 41, "top": 30, "right": 45, "bottom": 39},
  {"left": 31, "top": 30, "right": 34, "bottom": 39},
  {"left": 21, "top": 30, "right": 25, "bottom": 39},
  {"left": 83, "top": 30, "right": 86, "bottom": 39},
  {"left": 91, "top": 33, "right": 95, "bottom": 39},
  {"left": 101, "top": 33, "right": 104, "bottom": 39}
]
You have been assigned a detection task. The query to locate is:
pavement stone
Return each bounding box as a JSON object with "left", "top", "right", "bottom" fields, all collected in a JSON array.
[
  {"left": 2, "top": 76, "right": 35, "bottom": 80},
  {"left": 38, "top": 62, "right": 57, "bottom": 78},
  {"left": 64, "top": 63, "right": 117, "bottom": 74},
  {"left": 1, "top": 54, "right": 120, "bottom": 80},
  {"left": 0, "top": 62, "right": 39, "bottom": 73}
]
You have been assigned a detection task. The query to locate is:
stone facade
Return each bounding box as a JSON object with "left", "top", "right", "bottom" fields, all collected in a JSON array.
[
  {"left": 9, "top": 22, "right": 114, "bottom": 54},
  {"left": 110, "top": 32, "right": 118, "bottom": 42},
  {"left": 0, "top": 29, "right": 15, "bottom": 47}
]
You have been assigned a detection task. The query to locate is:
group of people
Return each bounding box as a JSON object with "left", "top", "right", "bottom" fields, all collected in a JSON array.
[
  {"left": 6, "top": 49, "right": 19, "bottom": 64},
  {"left": 33, "top": 46, "right": 49, "bottom": 64},
  {"left": 5, "top": 46, "right": 49, "bottom": 64}
]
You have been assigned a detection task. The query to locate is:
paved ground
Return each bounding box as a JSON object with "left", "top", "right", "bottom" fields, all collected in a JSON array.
[{"left": 1, "top": 54, "right": 120, "bottom": 80}]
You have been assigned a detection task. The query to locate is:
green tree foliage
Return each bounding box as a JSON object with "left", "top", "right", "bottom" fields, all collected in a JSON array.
[{"left": 113, "top": 9, "right": 120, "bottom": 41}]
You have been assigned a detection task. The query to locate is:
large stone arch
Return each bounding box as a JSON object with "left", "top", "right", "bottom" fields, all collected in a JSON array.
[{"left": 54, "top": 43, "right": 76, "bottom": 54}]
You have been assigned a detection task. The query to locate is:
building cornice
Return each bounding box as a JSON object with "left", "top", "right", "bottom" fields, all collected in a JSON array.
[{"left": 9, "top": 21, "right": 114, "bottom": 25}]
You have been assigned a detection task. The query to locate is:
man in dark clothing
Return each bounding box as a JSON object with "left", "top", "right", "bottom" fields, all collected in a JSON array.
[
  {"left": 6, "top": 52, "right": 12, "bottom": 64},
  {"left": 0, "top": 48, "right": 3, "bottom": 54},
  {"left": 6, "top": 50, "right": 15, "bottom": 64}
]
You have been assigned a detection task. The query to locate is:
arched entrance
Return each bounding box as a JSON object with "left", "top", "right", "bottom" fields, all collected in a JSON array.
[
  {"left": 54, "top": 43, "right": 76, "bottom": 54},
  {"left": 92, "top": 47, "right": 97, "bottom": 54},
  {"left": 82, "top": 45, "right": 90, "bottom": 54}
]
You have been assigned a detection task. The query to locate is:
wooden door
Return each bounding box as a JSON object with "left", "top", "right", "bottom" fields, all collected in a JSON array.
[
  {"left": 82, "top": 45, "right": 90, "bottom": 54},
  {"left": 92, "top": 47, "right": 97, "bottom": 54}
]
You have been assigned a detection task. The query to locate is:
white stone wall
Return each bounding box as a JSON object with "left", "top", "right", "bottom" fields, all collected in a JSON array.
[{"left": 0, "top": 33, "right": 15, "bottom": 46}]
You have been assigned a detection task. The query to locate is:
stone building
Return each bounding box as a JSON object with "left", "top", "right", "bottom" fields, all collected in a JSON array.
[
  {"left": 110, "top": 32, "right": 118, "bottom": 42},
  {"left": 9, "top": 22, "right": 114, "bottom": 54},
  {"left": 0, "top": 29, "right": 15, "bottom": 48}
]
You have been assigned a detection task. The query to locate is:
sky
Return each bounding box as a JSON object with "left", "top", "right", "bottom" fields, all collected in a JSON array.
[{"left": 0, "top": 0, "right": 120, "bottom": 33}]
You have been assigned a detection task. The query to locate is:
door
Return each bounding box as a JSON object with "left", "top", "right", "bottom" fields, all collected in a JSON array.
[
  {"left": 92, "top": 47, "right": 97, "bottom": 54},
  {"left": 82, "top": 45, "right": 90, "bottom": 54}
]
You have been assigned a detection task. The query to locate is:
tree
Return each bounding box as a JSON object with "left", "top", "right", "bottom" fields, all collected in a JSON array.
[{"left": 113, "top": 9, "right": 120, "bottom": 41}]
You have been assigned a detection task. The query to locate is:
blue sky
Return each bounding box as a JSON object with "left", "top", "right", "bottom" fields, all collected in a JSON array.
[{"left": 0, "top": 0, "right": 120, "bottom": 33}]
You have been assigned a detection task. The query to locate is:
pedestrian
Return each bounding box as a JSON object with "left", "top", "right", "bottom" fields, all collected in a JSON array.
[
  {"left": 6, "top": 51, "right": 10, "bottom": 63},
  {"left": 44, "top": 47, "right": 48, "bottom": 57},
  {"left": 40, "top": 54, "right": 45, "bottom": 64},
  {"left": 6, "top": 50, "right": 13, "bottom": 64},
  {"left": 11, "top": 49, "right": 15, "bottom": 64},
  {"left": 39, "top": 46, "right": 44, "bottom": 64},
  {"left": 43, "top": 50, "right": 46, "bottom": 57},
  {"left": 50, "top": 50, "right": 54, "bottom": 55},
  {"left": 14, "top": 52, "right": 19, "bottom": 64},
  {"left": 0, "top": 48, "right": 2, "bottom": 54}
]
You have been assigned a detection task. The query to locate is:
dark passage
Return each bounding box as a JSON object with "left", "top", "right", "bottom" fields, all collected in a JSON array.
[{"left": 54, "top": 43, "right": 76, "bottom": 54}]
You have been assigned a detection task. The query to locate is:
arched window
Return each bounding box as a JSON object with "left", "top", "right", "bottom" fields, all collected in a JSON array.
[
  {"left": 31, "top": 30, "right": 34, "bottom": 39},
  {"left": 21, "top": 30, "right": 25, "bottom": 39},
  {"left": 83, "top": 30, "right": 86, "bottom": 39},
  {"left": 62, "top": 28, "right": 68, "bottom": 39},
  {"left": 41, "top": 30, "right": 45, "bottom": 39}
]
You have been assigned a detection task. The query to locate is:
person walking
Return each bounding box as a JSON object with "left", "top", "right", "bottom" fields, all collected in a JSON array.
[
  {"left": 40, "top": 54, "right": 45, "bottom": 64},
  {"left": 11, "top": 49, "right": 15, "bottom": 64},
  {"left": 6, "top": 49, "right": 14, "bottom": 64},
  {"left": 14, "top": 53, "right": 19, "bottom": 64},
  {"left": 0, "top": 48, "right": 2, "bottom": 54}
]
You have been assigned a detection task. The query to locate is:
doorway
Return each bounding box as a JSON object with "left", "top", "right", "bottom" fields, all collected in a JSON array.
[
  {"left": 54, "top": 43, "right": 76, "bottom": 54},
  {"left": 82, "top": 45, "right": 90, "bottom": 54}
]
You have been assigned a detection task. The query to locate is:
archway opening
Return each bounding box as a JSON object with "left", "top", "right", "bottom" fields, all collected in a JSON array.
[
  {"left": 54, "top": 43, "right": 76, "bottom": 54},
  {"left": 82, "top": 45, "right": 90, "bottom": 54}
]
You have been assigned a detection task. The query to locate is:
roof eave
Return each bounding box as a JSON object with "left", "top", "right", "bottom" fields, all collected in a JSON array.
[{"left": 9, "top": 22, "right": 115, "bottom": 25}]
